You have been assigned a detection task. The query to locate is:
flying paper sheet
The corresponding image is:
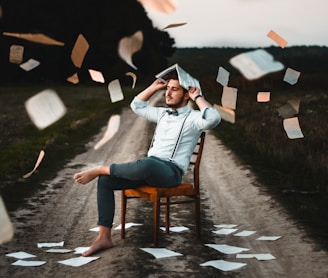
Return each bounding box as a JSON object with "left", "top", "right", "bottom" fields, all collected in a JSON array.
[
  {"left": 216, "top": 66, "right": 230, "bottom": 86},
  {"left": 9, "top": 45, "right": 24, "bottom": 64},
  {"left": 287, "top": 99, "right": 301, "bottom": 114},
  {"left": 200, "top": 260, "right": 247, "bottom": 271},
  {"left": 125, "top": 72, "right": 137, "bottom": 88},
  {"left": 257, "top": 92, "right": 271, "bottom": 102},
  {"left": 283, "top": 68, "right": 301, "bottom": 85},
  {"left": 58, "top": 256, "right": 100, "bottom": 267},
  {"left": 3, "top": 32, "right": 64, "bottom": 46},
  {"left": 89, "top": 69, "right": 105, "bottom": 83},
  {"left": 25, "top": 89, "right": 67, "bottom": 130},
  {"left": 140, "top": 248, "right": 183, "bottom": 259},
  {"left": 156, "top": 63, "right": 202, "bottom": 93},
  {"left": 214, "top": 104, "right": 235, "bottom": 124},
  {"left": 139, "top": 0, "right": 176, "bottom": 13},
  {"left": 12, "top": 260, "right": 47, "bottom": 267},
  {"left": 283, "top": 117, "right": 304, "bottom": 139},
  {"left": 23, "top": 149, "right": 45, "bottom": 178},
  {"left": 0, "top": 196, "right": 14, "bottom": 244},
  {"left": 20, "top": 58, "right": 40, "bottom": 71},
  {"left": 71, "top": 34, "right": 89, "bottom": 68},
  {"left": 205, "top": 244, "right": 249, "bottom": 255},
  {"left": 66, "top": 73, "right": 79, "bottom": 85},
  {"left": 221, "top": 86, "right": 237, "bottom": 110},
  {"left": 163, "top": 22, "right": 187, "bottom": 30},
  {"left": 267, "top": 29, "right": 288, "bottom": 48},
  {"left": 94, "top": 115, "right": 120, "bottom": 150},
  {"left": 118, "top": 30, "right": 143, "bottom": 70},
  {"left": 229, "top": 49, "right": 284, "bottom": 80},
  {"left": 108, "top": 79, "right": 124, "bottom": 102},
  {"left": 277, "top": 103, "right": 299, "bottom": 119}
]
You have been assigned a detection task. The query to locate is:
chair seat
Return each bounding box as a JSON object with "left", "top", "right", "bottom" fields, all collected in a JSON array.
[{"left": 124, "top": 183, "right": 196, "bottom": 201}]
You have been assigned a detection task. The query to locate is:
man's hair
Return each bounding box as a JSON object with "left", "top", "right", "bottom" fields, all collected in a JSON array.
[{"left": 166, "top": 71, "right": 188, "bottom": 93}]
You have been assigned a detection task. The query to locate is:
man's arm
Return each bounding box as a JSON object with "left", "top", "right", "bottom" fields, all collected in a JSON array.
[
  {"left": 188, "top": 87, "right": 213, "bottom": 110},
  {"left": 136, "top": 79, "right": 167, "bottom": 101}
]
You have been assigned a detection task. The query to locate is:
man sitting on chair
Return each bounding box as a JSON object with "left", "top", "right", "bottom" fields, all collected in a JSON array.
[{"left": 73, "top": 69, "right": 221, "bottom": 256}]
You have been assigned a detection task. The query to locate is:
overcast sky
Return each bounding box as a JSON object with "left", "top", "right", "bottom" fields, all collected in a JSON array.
[{"left": 143, "top": 0, "right": 328, "bottom": 48}]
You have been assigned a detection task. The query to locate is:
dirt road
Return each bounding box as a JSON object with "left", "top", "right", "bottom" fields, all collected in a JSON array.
[{"left": 1, "top": 100, "right": 327, "bottom": 277}]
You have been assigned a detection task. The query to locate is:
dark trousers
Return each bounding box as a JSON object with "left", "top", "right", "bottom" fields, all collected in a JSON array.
[{"left": 97, "top": 156, "right": 183, "bottom": 228}]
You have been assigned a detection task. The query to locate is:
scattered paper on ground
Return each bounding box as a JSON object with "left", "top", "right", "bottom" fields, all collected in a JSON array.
[
  {"left": 283, "top": 68, "right": 301, "bottom": 85},
  {"left": 71, "top": 34, "right": 89, "bottom": 68},
  {"left": 160, "top": 226, "right": 189, "bottom": 232},
  {"left": 214, "top": 224, "right": 238, "bottom": 229},
  {"left": 3, "top": 32, "right": 64, "bottom": 46},
  {"left": 212, "top": 228, "right": 238, "bottom": 235},
  {"left": 66, "top": 73, "right": 79, "bottom": 84},
  {"left": 236, "top": 253, "right": 276, "bottom": 260},
  {"left": 256, "top": 236, "right": 282, "bottom": 241},
  {"left": 205, "top": 244, "right": 249, "bottom": 255},
  {"left": 23, "top": 150, "right": 45, "bottom": 178},
  {"left": 118, "top": 30, "right": 143, "bottom": 70},
  {"left": 267, "top": 29, "right": 288, "bottom": 48},
  {"left": 74, "top": 247, "right": 90, "bottom": 255},
  {"left": 45, "top": 249, "right": 72, "bottom": 253},
  {"left": 0, "top": 196, "right": 14, "bottom": 244},
  {"left": 108, "top": 79, "right": 124, "bottom": 102},
  {"left": 214, "top": 104, "right": 235, "bottom": 124},
  {"left": 114, "top": 223, "right": 142, "bottom": 230},
  {"left": 257, "top": 92, "right": 271, "bottom": 102},
  {"left": 163, "top": 22, "right": 187, "bottom": 29},
  {"left": 140, "top": 248, "right": 183, "bottom": 259},
  {"left": 89, "top": 227, "right": 100, "bottom": 232},
  {"left": 89, "top": 69, "right": 105, "bottom": 83},
  {"left": 229, "top": 49, "right": 284, "bottom": 80},
  {"left": 9, "top": 45, "right": 24, "bottom": 64},
  {"left": 6, "top": 251, "right": 36, "bottom": 259},
  {"left": 94, "top": 115, "right": 120, "bottom": 150},
  {"left": 234, "top": 230, "right": 256, "bottom": 237},
  {"left": 37, "top": 241, "right": 64, "bottom": 248},
  {"left": 221, "top": 86, "right": 237, "bottom": 110},
  {"left": 216, "top": 66, "right": 230, "bottom": 86},
  {"left": 283, "top": 117, "right": 304, "bottom": 139},
  {"left": 200, "top": 259, "right": 247, "bottom": 271},
  {"left": 139, "top": 0, "right": 176, "bottom": 13},
  {"left": 58, "top": 256, "right": 100, "bottom": 267},
  {"left": 25, "top": 89, "right": 67, "bottom": 130},
  {"left": 125, "top": 72, "right": 137, "bottom": 88},
  {"left": 20, "top": 58, "right": 40, "bottom": 71},
  {"left": 12, "top": 260, "right": 47, "bottom": 267}
]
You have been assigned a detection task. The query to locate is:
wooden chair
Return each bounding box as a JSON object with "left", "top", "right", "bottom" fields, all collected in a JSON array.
[{"left": 121, "top": 131, "right": 206, "bottom": 247}]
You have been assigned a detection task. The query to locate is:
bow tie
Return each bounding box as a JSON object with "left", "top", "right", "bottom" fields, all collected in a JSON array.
[{"left": 166, "top": 110, "right": 179, "bottom": 116}]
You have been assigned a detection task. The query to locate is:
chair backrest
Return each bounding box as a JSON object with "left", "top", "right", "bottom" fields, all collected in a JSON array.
[{"left": 189, "top": 131, "right": 206, "bottom": 192}]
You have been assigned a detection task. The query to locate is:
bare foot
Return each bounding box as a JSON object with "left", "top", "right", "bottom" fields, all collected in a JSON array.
[
  {"left": 82, "top": 237, "right": 113, "bottom": 256},
  {"left": 74, "top": 168, "right": 100, "bottom": 184}
]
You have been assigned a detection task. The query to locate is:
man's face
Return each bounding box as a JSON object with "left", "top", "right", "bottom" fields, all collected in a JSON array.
[{"left": 165, "top": 79, "right": 189, "bottom": 109}]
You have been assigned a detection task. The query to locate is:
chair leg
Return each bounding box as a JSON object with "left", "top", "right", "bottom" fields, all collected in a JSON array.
[
  {"left": 153, "top": 196, "right": 160, "bottom": 247},
  {"left": 121, "top": 191, "right": 127, "bottom": 239},
  {"left": 165, "top": 197, "right": 170, "bottom": 234},
  {"left": 195, "top": 196, "right": 201, "bottom": 239}
]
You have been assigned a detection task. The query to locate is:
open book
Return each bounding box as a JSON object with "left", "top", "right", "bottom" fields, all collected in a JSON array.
[{"left": 155, "top": 63, "right": 202, "bottom": 94}]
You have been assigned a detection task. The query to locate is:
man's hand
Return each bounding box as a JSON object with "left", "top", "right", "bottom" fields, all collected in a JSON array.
[{"left": 188, "top": 86, "right": 201, "bottom": 101}]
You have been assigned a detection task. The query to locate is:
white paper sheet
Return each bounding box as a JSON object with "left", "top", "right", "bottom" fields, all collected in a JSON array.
[
  {"left": 74, "top": 247, "right": 90, "bottom": 255},
  {"left": 58, "top": 256, "right": 100, "bottom": 267},
  {"left": 20, "top": 58, "right": 40, "bottom": 71},
  {"left": 283, "top": 117, "right": 304, "bottom": 139},
  {"left": 37, "top": 241, "right": 64, "bottom": 248},
  {"left": 125, "top": 72, "right": 137, "bottom": 88},
  {"left": 25, "top": 89, "right": 67, "bottom": 130},
  {"left": 6, "top": 251, "right": 36, "bottom": 259},
  {"left": 234, "top": 230, "right": 256, "bottom": 237},
  {"left": 214, "top": 224, "right": 238, "bottom": 229},
  {"left": 140, "top": 248, "right": 183, "bottom": 259},
  {"left": 108, "top": 79, "right": 124, "bottom": 103},
  {"left": 205, "top": 244, "right": 249, "bottom": 255},
  {"left": 257, "top": 92, "right": 271, "bottom": 102},
  {"left": 267, "top": 29, "right": 288, "bottom": 48},
  {"left": 66, "top": 73, "right": 79, "bottom": 85},
  {"left": 12, "top": 259, "right": 46, "bottom": 267},
  {"left": 160, "top": 226, "right": 189, "bottom": 232},
  {"left": 0, "top": 195, "right": 14, "bottom": 244},
  {"left": 89, "top": 227, "right": 100, "bottom": 232},
  {"left": 256, "top": 236, "right": 282, "bottom": 241},
  {"left": 216, "top": 66, "right": 230, "bottom": 86},
  {"left": 163, "top": 22, "right": 187, "bottom": 29},
  {"left": 200, "top": 259, "right": 247, "bottom": 271},
  {"left": 4, "top": 32, "right": 64, "bottom": 46},
  {"left": 89, "top": 69, "right": 105, "bottom": 83},
  {"left": 71, "top": 34, "right": 89, "bottom": 68},
  {"left": 114, "top": 223, "right": 142, "bottom": 230},
  {"left": 221, "top": 86, "right": 237, "bottom": 110},
  {"left": 283, "top": 68, "right": 301, "bottom": 85},
  {"left": 94, "top": 115, "right": 120, "bottom": 150},
  {"left": 9, "top": 45, "right": 24, "bottom": 64},
  {"left": 229, "top": 49, "right": 284, "bottom": 80},
  {"left": 139, "top": 0, "right": 176, "bottom": 13},
  {"left": 23, "top": 150, "right": 45, "bottom": 178},
  {"left": 236, "top": 253, "right": 276, "bottom": 260},
  {"left": 212, "top": 228, "right": 238, "bottom": 235},
  {"left": 213, "top": 104, "right": 235, "bottom": 124},
  {"left": 45, "top": 248, "right": 72, "bottom": 253}
]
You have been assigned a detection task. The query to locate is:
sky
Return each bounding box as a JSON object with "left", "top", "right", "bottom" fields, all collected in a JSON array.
[{"left": 142, "top": 0, "right": 328, "bottom": 48}]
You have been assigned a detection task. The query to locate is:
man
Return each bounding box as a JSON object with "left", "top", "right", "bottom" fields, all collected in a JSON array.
[{"left": 73, "top": 73, "right": 221, "bottom": 256}]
